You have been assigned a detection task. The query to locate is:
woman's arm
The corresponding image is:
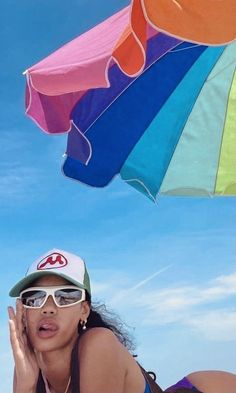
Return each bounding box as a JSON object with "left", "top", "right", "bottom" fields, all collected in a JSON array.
[{"left": 186, "top": 370, "right": 236, "bottom": 393}]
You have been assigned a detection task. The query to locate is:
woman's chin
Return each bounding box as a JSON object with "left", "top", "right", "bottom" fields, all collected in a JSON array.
[
  {"left": 30, "top": 331, "right": 77, "bottom": 353},
  {"left": 30, "top": 333, "right": 62, "bottom": 352}
]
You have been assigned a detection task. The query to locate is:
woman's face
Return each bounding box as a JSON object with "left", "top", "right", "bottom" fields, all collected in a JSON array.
[{"left": 24, "top": 275, "right": 90, "bottom": 352}]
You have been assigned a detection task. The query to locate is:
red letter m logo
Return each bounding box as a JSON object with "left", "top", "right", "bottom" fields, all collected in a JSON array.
[{"left": 37, "top": 253, "right": 68, "bottom": 270}]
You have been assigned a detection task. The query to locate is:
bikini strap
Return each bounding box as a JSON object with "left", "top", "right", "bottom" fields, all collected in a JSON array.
[
  {"left": 139, "top": 364, "right": 164, "bottom": 393},
  {"left": 36, "top": 370, "right": 47, "bottom": 393},
  {"left": 70, "top": 335, "right": 80, "bottom": 393}
]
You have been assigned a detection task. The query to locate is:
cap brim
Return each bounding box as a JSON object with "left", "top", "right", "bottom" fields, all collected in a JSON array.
[{"left": 9, "top": 271, "right": 88, "bottom": 297}]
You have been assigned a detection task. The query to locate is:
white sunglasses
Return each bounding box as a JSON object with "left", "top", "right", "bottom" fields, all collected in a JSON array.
[{"left": 20, "top": 286, "right": 86, "bottom": 308}]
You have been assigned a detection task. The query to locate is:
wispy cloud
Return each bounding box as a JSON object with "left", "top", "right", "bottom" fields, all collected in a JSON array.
[
  {"left": 109, "top": 264, "right": 173, "bottom": 306},
  {"left": 186, "top": 310, "right": 236, "bottom": 341},
  {"left": 91, "top": 269, "right": 236, "bottom": 342},
  {"left": 136, "top": 272, "right": 236, "bottom": 314},
  {"left": 129, "top": 265, "right": 173, "bottom": 291},
  {"left": 131, "top": 271, "right": 236, "bottom": 341}
]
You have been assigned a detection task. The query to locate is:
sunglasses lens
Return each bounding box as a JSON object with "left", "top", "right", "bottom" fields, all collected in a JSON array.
[
  {"left": 54, "top": 288, "right": 84, "bottom": 306},
  {"left": 21, "top": 290, "right": 47, "bottom": 308}
]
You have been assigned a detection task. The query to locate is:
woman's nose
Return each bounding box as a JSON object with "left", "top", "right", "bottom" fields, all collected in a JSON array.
[{"left": 41, "top": 295, "right": 57, "bottom": 314}]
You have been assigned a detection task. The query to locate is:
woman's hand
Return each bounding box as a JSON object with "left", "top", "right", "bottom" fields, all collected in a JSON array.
[{"left": 8, "top": 299, "right": 39, "bottom": 393}]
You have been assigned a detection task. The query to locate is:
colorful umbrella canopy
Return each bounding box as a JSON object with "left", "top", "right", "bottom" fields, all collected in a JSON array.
[{"left": 25, "top": 1, "right": 236, "bottom": 201}]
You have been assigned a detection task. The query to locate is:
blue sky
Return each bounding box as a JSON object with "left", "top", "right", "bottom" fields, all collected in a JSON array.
[{"left": 1, "top": 0, "right": 236, "bottom": 391}]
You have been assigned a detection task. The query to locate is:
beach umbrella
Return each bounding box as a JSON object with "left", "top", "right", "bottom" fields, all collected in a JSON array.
[{"left": 25, "top": 1, "right": 236, "bottom": 201}]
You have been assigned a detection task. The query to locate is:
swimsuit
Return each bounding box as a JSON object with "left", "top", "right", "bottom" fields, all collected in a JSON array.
[
  {"left": 144, "top": 377, "right": 201, "bottom": 393},
  {"left": 165, "top": 377, "right": 201, "bottom": 392},
  {"left": 144, "top": 380, "right": 152, "bottom": 392}
]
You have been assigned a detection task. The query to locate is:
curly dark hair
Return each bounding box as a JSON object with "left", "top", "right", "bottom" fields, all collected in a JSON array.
[{"left": 79, "top": 293, "right": 135, "bottom": 351}]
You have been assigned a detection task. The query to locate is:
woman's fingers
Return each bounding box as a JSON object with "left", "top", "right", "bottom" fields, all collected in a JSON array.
[
  {"left": 9, "top": 304, "right": 34, "bottom": 358},
  {"left": 8, "top": 306, "right": 19, "bottom": 339},
  {"left": 8, "top": 319, "right": 22, "bottom": 360},
  {"left": 16, "top": 299, "right": 25, "bottom": 336},
  {"left": 8, "top": 306, "right": 16, "bottom": 323},
  {"left": 8, "top": 305, "right": 24, "bottom": 351},
  {"left": 14, "top": 299, "right": 27, "bottom": 349},
  {"left": 9, "top": 309, "right": 31, "bottom": 362}
]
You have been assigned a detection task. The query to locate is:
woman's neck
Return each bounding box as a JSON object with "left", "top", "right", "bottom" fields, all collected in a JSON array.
[{"left": 37, "top": 343, "right": 74, "bottom": 393}]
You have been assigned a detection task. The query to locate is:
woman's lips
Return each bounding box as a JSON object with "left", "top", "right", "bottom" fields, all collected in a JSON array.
[{"left": 37, "top": 320, "right": 59, "bottom": 339}]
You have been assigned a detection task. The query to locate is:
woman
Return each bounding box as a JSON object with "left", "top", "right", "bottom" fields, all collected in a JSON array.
[{"left": 8, "top": 249, "right": 236, "bottom": 393}]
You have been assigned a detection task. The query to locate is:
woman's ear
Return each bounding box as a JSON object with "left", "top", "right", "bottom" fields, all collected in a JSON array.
[{"left": 81, "top": 301, "right": 90, "bottom": 319}]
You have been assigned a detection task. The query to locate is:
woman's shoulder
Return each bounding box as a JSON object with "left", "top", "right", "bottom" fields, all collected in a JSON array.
[
  {"left": 79, "top": 327, "right": 127, "bottom": 363},
  {"left": 80, "top": 327, "right": 121, "bottom": 348},
  {"left": 78, "top": 328, "right": 145, "bottom": 393}
]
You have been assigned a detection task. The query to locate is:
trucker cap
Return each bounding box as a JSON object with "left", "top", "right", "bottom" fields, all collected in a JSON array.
[{"left": 9, "top": 248, "right": 91, "bottom": 297}]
